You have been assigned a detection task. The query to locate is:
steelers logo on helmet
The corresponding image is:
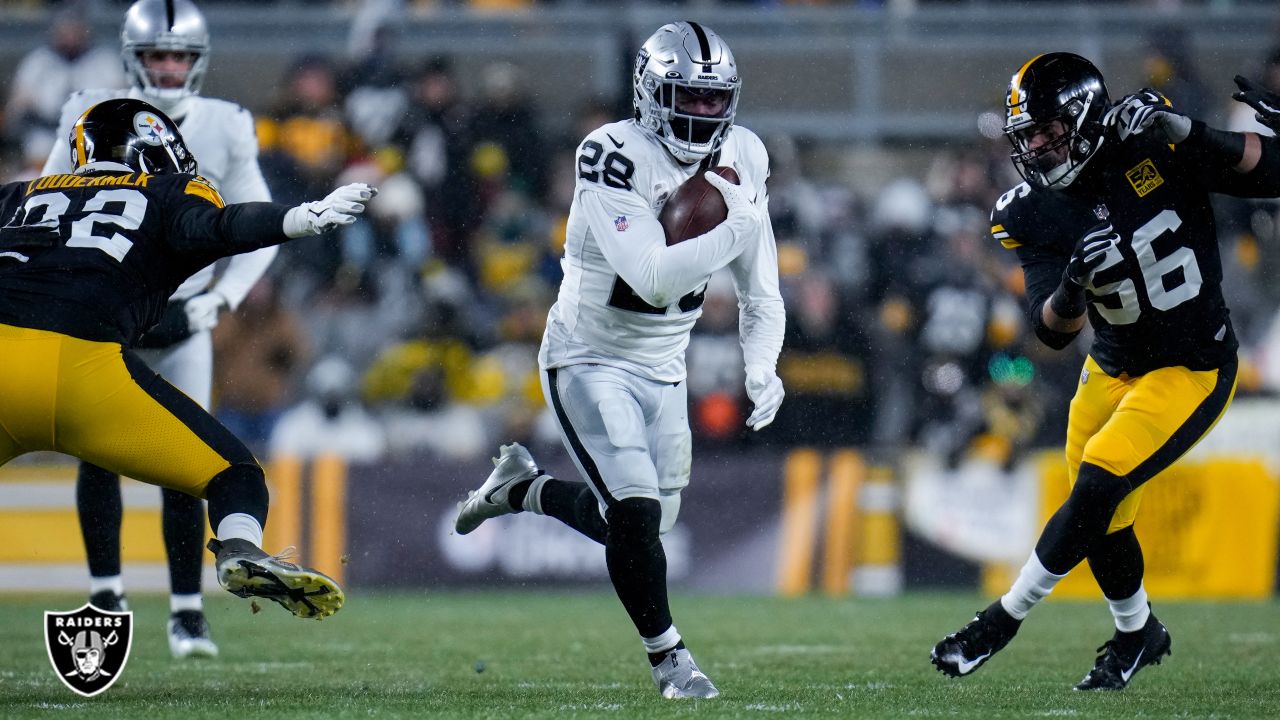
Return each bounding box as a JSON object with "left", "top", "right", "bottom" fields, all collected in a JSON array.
[{"left": 132, "top": 111, "right": 170, "bottom": 146}]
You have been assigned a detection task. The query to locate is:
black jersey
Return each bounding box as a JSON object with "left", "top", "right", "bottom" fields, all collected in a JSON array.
[
  {"left": 0, "top": 170, "right": 288, "bottom": 345},
  {"left": 990, "top": 131, "right": 1275, "bottom": 377}
]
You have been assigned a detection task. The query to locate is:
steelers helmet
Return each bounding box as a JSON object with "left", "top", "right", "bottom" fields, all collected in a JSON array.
[
  {"left": 633, "top": 21, "right": 741, "bottom": 164},
  {"left": 1004, "top": 53, "right": 1110, "bottom": 189},
  {"left": 70, "top": 98, "right": 197, "bottom": 175},
  {"left": 121, "top": 0, "right": 210, "bottom": 108}
]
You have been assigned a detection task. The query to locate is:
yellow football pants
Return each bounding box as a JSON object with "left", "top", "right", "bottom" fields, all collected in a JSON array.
[
  {"left": 0, "top": 323, "right": 250, "bottom": 497},
  {"left": 1065, "top": 354, "right": 1237, "bottom": 533}
]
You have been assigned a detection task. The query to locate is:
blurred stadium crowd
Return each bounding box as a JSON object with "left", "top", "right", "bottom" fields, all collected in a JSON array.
[{"left": 4, "top": 2, "right": 1280, "bottom": 471}]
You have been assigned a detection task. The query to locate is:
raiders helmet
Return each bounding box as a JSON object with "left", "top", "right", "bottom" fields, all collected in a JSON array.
[
  {"left": 633, "top": 21, "right": 741, "bottom": 164},
  {"left": 71, "top": 98, "right": 198, "bottom": 175},
  {"left": 1004, "top": 53, "right": 1110, "bottom": 189},
  {"left": 121, "top": 0, "right": 210, "bottom": 108}
]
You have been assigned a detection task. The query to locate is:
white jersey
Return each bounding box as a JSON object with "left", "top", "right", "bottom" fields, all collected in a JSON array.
[
  {"left": 43, "top": 89, "right": 275, "bottom": 308},
  {"left": 540, "top": 120, "right": 784, "bottom": 383}
]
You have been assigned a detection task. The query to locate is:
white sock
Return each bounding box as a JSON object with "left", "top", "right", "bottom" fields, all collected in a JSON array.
[
  {"left": 1000, "top": 553, "right": 1066, "bottom": 620},
  {"left": 89, "top": 575, "right": 124, "bottom": 597},
  {"left": 519, "top": 474, "right": 555, "bottom": 512},
  {"left": 1108, "top": 584, "right": 1150, "bottom": 632},
  {"left": 170, "top": 593, "right": 203, "bottom": 614},
  {"left": 642, "top": 625, "right": 682, "bottom": 655},
  {"left": 216, "top": 513, "right": 264, "bottom": 548}
]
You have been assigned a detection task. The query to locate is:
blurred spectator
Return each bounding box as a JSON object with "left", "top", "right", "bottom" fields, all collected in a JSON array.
[
  {"left": 258, "top": 54, "right": 355, "bottom": 201},
  {"left": 686, "top": 272, "right": 748, "bottom": 444},
  {"left": 392, "top": 56, "right": 477, "bottom": 270},
  {"left": 269, "top": 356, "right": 387, "bottom": 463},
  {"left": 770, "top": 271, "right": 874, "bottom": 447},
  {"left": 342, "top": 20, "right": 408, "bottom": 149},
  {"left": 467, "top": 61, "right": 548, "bottom": 199},
  {"left": 4, "top": 5, "right": 123, "bottom": 160},
  {"left": 334, "top": 155, "right": 431, "bottom": 283},
  {"left": 212, "top": 279, "right": 311, "bottom": 451},
  {"left": 1143, "top": 27, "right": 1211, "bottom": 122}
]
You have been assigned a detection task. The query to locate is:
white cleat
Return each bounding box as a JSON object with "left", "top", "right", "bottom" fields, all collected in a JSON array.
[
  {"left": 207, "top": 538, "right": 344, "bottom": 620},
  {"left": 455, "top": 443, "right": 541, "bottom": 535},
  {"left": 652, "top": 648, "right": 720, "bottom": 700},
  {"left": 168, "top": 610, "right": 219, "bottom": 659}
]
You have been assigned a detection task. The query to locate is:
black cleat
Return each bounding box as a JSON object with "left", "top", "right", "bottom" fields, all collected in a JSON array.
[
  {"left": 88, "top": 589, "right": 128, "bottom": 612},
  {"left": 1074, "top": 611, "right": 1171, "bottom": 691},
  {"left": 931, "top": 600, "right": 1022, "bottom": 677},
  {"left": 168, "top": 610, "right": 218, "bottom": 659},
  {"left": 207, "top": 538, "right": 344, "bottom": 620}
]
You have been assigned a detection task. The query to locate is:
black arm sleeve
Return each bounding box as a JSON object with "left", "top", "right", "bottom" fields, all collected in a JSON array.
[
  {"left": 1017, "top": 243, "right": 1081, "bottom": 350},
  {"left": 166, "top": 198, "right": 291, "bottom": 259},
  {"left": 1182, "top": 121, "right": 1280, "bottom": 198}
]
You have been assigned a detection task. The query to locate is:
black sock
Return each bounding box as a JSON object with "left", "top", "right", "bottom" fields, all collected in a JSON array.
[
  {"left": 648, "top": 640, "right": 687, "bottom": 667},
  {"left": 161, "top": 488, "right": 206, "bottom": 596},
  {"left": 1087, "top": 526, "right": 1144, "bottom": 601},
  {"left": 540, "top": 480, "right": 608, "bottom": 545},
  {"left": 507, "top": 479, "right": 534, "bottom": 511},
  {"left": 605, "top": 498, "right": 672, "bottom": 640},
  {"left": 77, "top": 463, "right": 123, "bottom": 578}
]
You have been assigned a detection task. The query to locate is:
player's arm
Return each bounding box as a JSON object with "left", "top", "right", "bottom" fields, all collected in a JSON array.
[
  {"left": 582, "top": 176, "right": 760, "bottom": 308},
  {"left": 196, "top": 108, "right": 278, "bottom": 322},
  {"left": 166, "top": 180, "right": 375, "bottom": 261},
  {"left": 727, "top": 195, "right": 786, "bottom": 430},
  {"left": 1106, "top": 88, "right": 1280, "bottom": 195}
]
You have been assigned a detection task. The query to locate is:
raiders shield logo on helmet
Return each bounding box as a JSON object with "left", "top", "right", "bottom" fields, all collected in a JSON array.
[{"left": 44, "top": 604, "right": 133, "bottom": 697}]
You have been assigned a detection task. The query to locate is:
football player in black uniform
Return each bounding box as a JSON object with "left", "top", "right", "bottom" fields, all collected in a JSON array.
[
  {"left": 930, "top": 53, "right": 1280, "bottom": 690},
  {"left": 0, "top": 98, "right": 374, "bottom": 620}
]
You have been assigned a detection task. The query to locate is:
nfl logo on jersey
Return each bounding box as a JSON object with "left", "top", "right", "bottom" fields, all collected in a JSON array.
[{"left": 614, "top": 215, "right": 630, "bottom": 232}]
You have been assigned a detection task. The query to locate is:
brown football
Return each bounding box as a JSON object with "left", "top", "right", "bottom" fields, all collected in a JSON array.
[{"left": 659, "top": 166, "right": 740, "bottom": 246}]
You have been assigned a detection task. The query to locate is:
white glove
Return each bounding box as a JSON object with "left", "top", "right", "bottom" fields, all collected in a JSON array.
[
  {"left": 745, "top": 365, "right": 784, "bottom": 431},
  {"left": 705, "top": 170, "right": 763, "bottom": 241},
  {"left": 1102, "top": 89, "right": 1192, "bottom": 143},
  {"left": 184, "top": 290, "right": 228, "bottom": 334},
  {"left": 282, "top": 183, "right": 377, "bottom": 238}
]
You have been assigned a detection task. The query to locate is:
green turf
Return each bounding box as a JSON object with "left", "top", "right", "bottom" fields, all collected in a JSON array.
[{"left": 0, "top": 591, "right": 1276, "bottom": 718}]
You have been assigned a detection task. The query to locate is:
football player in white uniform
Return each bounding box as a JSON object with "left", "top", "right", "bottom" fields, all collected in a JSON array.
[
  {"left": 42, "top": 0, "right": 276, "bottom": 660},
  {"left": 456, "top": 22, "right": 784, "bottom": 699}
]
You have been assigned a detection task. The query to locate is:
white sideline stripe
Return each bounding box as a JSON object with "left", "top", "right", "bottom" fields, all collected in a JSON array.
[
  {"left": 0, "top": 563, "right": 217, "bottom": 592},
  {"left": 0, "top": 482, "right": 163, "bottom": 509}
]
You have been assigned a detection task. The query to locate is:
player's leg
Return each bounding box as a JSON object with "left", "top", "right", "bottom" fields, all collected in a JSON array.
[
  {"left": 76, "top": 462, "right": 128, "bottom": 611},
  {"left": 54, "top": 340, "right": 343, "bottom": 619},
  {"left": 139, "top": 332, "right": 220, "bottom": 656},
  {"left": 933, "top": 356, "right": 1120, "bottom": 677},
  {"left": 1070, "top": 360, "right": 1235, "bottom": 690}
]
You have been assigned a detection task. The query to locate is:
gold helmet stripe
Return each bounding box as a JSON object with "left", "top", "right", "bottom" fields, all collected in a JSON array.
[
  {"left": 73, "top": 103, "right": 100, "bottom": 167},
  {"left": 1008, "top": 54, "right": 1045, "bottom": 108}
]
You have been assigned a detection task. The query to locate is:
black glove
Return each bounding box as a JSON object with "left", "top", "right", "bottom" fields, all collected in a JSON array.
[
  {"left": 134, "top": 300, "right": 194, "bottom": 349},
  {"left": 1064, "top": 222, "right": 1119, "bottom": 289},
  {"left": 1233, "top": 75, "right": 1280, "bottom": 133}
]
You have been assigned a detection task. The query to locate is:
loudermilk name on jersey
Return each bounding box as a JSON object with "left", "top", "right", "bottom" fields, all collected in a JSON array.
[{"left": 540, "top": 119, "right": 770, "bottom": 383}]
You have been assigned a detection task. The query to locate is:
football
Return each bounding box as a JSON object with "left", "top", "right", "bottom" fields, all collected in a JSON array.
[{"left": 658, "top": 166, "right": 740, "bottom": 245}]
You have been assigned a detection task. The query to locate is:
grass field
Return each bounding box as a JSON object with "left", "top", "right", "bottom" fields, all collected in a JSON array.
[{"left": 0, "top": 591, "right": 1276, "bottom": 718}]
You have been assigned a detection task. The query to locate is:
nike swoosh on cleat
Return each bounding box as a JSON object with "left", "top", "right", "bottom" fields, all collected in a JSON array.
[
  {"left": 309, "top": 208, "right": 324, "bottom": 217},
  {"left": 607, "top": 133, "right": 625, "bottom": 148},
  {"left": 956, "top": 652, "right": 991, "bottom": 675},
  {"left": 1120, "top": 648, "right": 1144, "bottom": 683}
]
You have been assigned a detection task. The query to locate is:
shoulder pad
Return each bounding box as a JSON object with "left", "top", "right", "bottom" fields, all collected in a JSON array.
[
  {"left": 182, "top": 175, "right": 225, "bottom": 208},
  {"left": 989, "top": 182, "right": 1034, "bottom": 249}
]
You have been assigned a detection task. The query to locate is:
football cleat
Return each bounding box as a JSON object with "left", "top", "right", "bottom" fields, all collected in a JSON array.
[
  {"left": 651, "top": 648, "right": 720, "bottom": 699},
  {"left": 454, "top": 443, "right": 541, "bottom": 535},
  {"left": 1074, "top": 611, "right": 1171, "bottom": 691},
  {"left": 168, "top": 610, "right": 219, "bottom": 659},
  {"left": 88, "top": 590, "right": 128, "bottom": 612},
  {"left": 931, "top": 600, "right": 1022, "bottom": 677},
  {"left": 207, "top": 538, "right": 344, "bottom": 619}
]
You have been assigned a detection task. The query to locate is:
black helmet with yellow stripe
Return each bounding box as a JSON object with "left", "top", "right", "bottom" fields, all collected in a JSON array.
[
  {"left": 1004, "top": 53, "right": 1109, "bottom": 190},
  {"left": 69, "top": 98, "right": 197, "bottom": 175}
]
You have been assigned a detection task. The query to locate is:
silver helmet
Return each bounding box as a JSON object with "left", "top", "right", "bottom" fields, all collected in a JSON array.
[
  {"left": 633, "top": 21, "right": 741, "bottom": 164},
  {"left": 121, "top": 0, "right": 210, "bottom": 107}
]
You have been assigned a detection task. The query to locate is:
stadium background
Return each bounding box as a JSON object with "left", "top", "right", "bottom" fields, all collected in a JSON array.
[{"left": 0, "top": 0, "right": 1276, "bottom": 605}]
